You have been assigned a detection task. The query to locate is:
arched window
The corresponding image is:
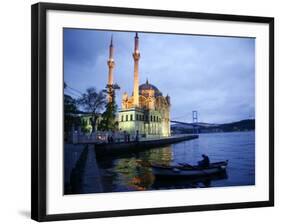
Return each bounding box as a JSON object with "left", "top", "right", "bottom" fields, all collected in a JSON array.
[{"left": 130, "top": 114, "right": 133, "bottom": 121}]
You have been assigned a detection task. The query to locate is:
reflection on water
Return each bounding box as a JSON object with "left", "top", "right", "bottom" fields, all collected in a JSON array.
[
  {"left": 98, "top": 146, "right": 173, "bottom": 192},
  {"left": 64, "top": 131, "right": 255, "bottom": 194}
]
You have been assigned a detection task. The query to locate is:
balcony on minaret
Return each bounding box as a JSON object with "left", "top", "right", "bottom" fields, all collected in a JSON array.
[
  {"left": 107, "top": 35, "right": 115, "bottom": 102},
  {"left": 133, "top": 32, "right": 140, "bottom": 60}
]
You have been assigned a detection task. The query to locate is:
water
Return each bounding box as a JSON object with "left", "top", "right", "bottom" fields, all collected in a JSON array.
[{"left": 64, "top": 131, "right": 255, "bottom": 194}]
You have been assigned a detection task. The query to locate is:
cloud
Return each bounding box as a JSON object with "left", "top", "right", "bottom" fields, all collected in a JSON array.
[{"left": 64, "top": 29, "right": 255, "bottom": 123}]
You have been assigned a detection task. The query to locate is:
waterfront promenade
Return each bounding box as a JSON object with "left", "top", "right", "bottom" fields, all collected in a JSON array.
[
  {"left": 95, "top": 134, "right": 199, "bottom": 156},
  {"left": 64, "top": 144, "right": 103, "bottom": 194},
  {"left": 68, "top": 131, "right": 198, "bottom": 156},
  {"left": 69, "top": 129, "right": 198, "bottom": 156}
]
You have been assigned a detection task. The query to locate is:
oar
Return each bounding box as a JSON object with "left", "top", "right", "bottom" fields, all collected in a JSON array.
[
  {"left": 178, "top": 161, "right": 210, "bottom": 168},
  {"left": 178, "top": 162, "right": 196, "bottom": 169}
]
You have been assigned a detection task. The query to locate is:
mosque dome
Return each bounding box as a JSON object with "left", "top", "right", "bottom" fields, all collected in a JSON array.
[{"left": 139, "top": 79, "right": 163, "bottom": 97}]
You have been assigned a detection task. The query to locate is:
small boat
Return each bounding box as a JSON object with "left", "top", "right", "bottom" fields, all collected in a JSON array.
[{"left": 151, "top": 160, "right": 228, "bottom": 178}]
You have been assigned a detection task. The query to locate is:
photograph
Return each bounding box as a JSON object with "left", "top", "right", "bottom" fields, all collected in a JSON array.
[{"left": 63, "top": 29, "right": 255, "bottom": 195}]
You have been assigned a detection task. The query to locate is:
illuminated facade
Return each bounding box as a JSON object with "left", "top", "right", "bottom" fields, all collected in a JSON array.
[{"left": 118, "top": 33, "right": 171, "bottom": 137}]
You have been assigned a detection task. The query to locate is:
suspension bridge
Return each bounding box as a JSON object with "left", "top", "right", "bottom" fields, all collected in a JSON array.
[{"left": 171, "top": 111, "right": 200, "bottom": 134}]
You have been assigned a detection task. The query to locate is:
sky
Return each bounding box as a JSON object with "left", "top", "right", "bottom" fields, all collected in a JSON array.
[{"left": 64, "top": 28, "right": 255, "bottom": 124}]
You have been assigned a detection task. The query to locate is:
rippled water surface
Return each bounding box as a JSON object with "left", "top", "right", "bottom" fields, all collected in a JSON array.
[
  {"left": 96, "top": 131, "right": 255, "bottom": 193},
  {"left": 64, "top": 131, "right": 255, "bottom": 194}
]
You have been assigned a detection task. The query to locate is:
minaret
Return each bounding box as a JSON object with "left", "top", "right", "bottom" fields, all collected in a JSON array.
[
  {"left": 107, "top": 35, "right": 115, "bottom": 102},
  {"left": 132, "top": 32, "right": 140, "bottom": 107}
]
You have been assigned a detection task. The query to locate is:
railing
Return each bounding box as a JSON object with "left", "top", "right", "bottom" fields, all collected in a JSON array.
[
  {"left": 71, "top": 131, "right": 132, "bottom": 144},
  {"left": 70, "top": 130, "right": 172, "bottom": 144}
]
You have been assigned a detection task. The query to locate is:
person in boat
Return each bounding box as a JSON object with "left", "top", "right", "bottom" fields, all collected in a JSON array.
[{"left": 198, "top": 154, "right": 210, "bottom": 168}]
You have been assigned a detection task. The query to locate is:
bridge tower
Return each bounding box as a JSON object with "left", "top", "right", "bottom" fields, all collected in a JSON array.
[{"left": 192, "top": 110, "right": 199, "bottom": 134}]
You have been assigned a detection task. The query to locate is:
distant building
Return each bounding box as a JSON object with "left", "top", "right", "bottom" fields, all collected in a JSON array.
[{"left": 113, "top": 33, "right": 171, "bottom": 137}]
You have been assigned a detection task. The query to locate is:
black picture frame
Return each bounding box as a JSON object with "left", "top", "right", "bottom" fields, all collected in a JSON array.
[{"left": 31, "top": 2, "right": 274, "bottom": 222}]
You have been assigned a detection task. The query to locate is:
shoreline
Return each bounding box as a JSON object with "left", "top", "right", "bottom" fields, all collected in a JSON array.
[{"left": 94, "top": 134, "right": 199, "bottom": 156}]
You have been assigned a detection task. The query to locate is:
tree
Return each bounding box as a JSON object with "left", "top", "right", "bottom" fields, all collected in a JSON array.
[
  {"left": 77, "top": 87, "right": 107, "bottom": 131},
  {"left": 64, "top": 94, "right": 79, "bottom": 141},
  {"left": 98, "top": 89, "right": 118, "bottom": 131},
  {"left": 64, "top": 82, "right": 79, "bottom": 133},
  {"left": 80, "top": 116, "right": 93, "bottom": 134}
]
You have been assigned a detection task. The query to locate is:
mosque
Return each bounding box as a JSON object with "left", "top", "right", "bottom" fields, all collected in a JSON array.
[{"left": 106, "top": 33, "right": 171, "bottom": 137}]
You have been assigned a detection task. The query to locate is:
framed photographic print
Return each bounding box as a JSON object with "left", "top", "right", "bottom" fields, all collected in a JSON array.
[{"left": 31, "top": 2, "right": 274, "bottom": 222}]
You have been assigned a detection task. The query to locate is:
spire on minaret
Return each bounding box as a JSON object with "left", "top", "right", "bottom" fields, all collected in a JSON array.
[
  {"left": 146, "top": 78, "right": 149, "bottom": 85},
  {"left": 133, "top": 32, "right": 140, "bottom": 107},
  {"left": 134, "top": 32, "right": 139, "bottom": 52},
  {"left": 109, "top": 34, "right": 114, "bottom": 60},
  {"left": 107, "top": 35, "right": 115, "bottom": 102}
]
